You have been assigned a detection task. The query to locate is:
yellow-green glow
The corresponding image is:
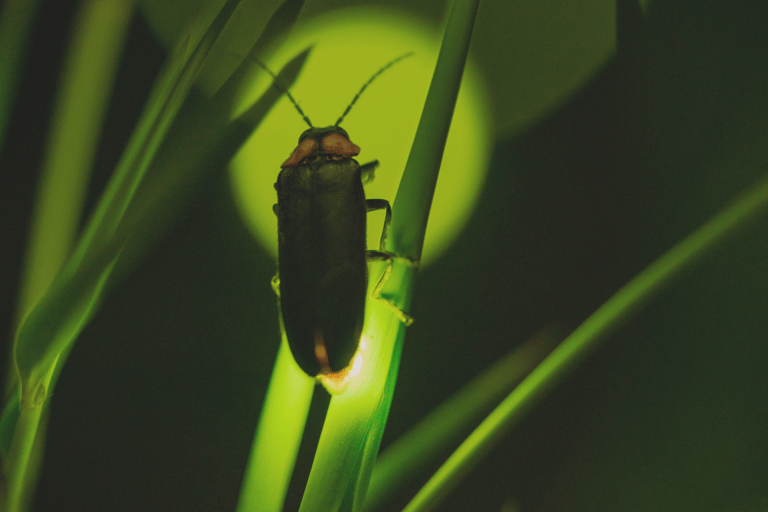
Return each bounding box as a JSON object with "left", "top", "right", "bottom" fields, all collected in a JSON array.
[
  {"left": 319, "top": 336, "right": 368, "bottom": 394},
  {"left": 230, "top": 7, "right": 492, "bottom": 266},
  {"left": 236, "top": 336, "right": 314, "bottom": 512},
  {"left": 298, "top": 260, "right": 409, "bottom": 511}
]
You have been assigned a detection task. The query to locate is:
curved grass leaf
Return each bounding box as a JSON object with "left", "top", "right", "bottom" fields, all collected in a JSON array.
[
  {"left": 4, "top": 45, "right": 308, "bottom": 508},
  {"left": 4, "top": 1, "right": 309, "bottom": 509},
  {"left": 3, "top": 1, "right": 237, "bottom": 507},
  {"left": 402, "top": 172, "right": 768, "bottom": 512},
  {"left": 212, "top": 0, "right": 307, "bottom": 114},
  {"left": 13, "top": 0, "right": 135, "bottom": 328},
  {"left": 235, "top": 333, "right": 314, "bottom": 512},
  {"left": 13, "top": 0, "right": 242, "bottom": 414}
]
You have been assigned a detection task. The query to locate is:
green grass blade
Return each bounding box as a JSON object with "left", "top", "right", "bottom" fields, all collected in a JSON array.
[
  {"left": 14, "top": 0, "right": 134, "bottom": 336},
  {"left": 26, "top": 48, "right": 310, "bottom": 379},
  {"left": 0, "top": 0, "right": 42, "bottom": 154},
  {"left": 106, "top": 0, "right": 309, "bottom": 277},
  {"left": 402, "top": 173, "right": 768, "bottom": 512},
  {"left": 99, "top": 1, "right": 310, "bottom": 291},
  {"left": 231, "top": 48, "right": 311, "bottom": 128},
  {"left": 365, "top": 328, "right": 560, "bottom": 511},
  {"left": 12, "top": 0, "right": 240, "bottom": 408},
  {"left": 344, "top": 316, "right": 409, "bottom": 512},
  {"left": 212, "top": 0, "right": 307, "bottom": 115},
  {"left": 5, "top": 39, "right": 307, "bottom": 512},
  {"left": 64, "top": 0, "right": 241, "bottom": 273},
  {"left": 12, "top": 44, "right": 309, "bottom": 418},
  {"left": 298, "top": 295, "right": 407, "bottom": 512},
  {"left": 7, "top": 29, "right": 192, "bottom": 407},
  {"left": 2, "top": 2, "right": 133, "bottom": 509},
  {"left": 297, "top": 1, "right": 480, "bottom": 511},
  {"left": 0, "top": 392, "right": 20, "bottom": 459},
  {"left": 5, "top": 2, "right": 298, "bottom": 509},
  {"left": 192, "top": 0, "right": 304, "bottom": 96},
  {"left": 236, "top": 335, "right": 314, "bottom": 512},
  {"left": 389, "top": 0, "right": 481, "bottom": 262},
  {"left": 107, "top": 47, "right": 311, "bottom": 284}
]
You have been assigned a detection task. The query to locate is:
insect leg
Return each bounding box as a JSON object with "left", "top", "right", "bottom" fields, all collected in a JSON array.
[
  {"left": 365, "top": 250, "right": 418, "bottom": 325},
  {"left": 270, "top": 274, "right": 280, "bottom": 298},
  {"left": 365, "top": 198, "right": 391, "bottom": 251},
  {"left": 360, "top": 160, "right": 380, "bottom": 185},
  {"left": 365, "top": 198, "right": 419, "bottom": 325}
]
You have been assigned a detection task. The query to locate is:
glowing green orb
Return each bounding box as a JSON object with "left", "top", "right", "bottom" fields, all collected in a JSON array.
[{"left": 230, "top": 7, "right": 491, "bottom": 266}]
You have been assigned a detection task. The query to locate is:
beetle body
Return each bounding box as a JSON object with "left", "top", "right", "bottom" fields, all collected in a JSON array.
[
  {"left": 266, "top": 53, "right": 415, "bottom": 379},
  {"left": 275, "top": 127, "right": 370, "bottom": 376}
]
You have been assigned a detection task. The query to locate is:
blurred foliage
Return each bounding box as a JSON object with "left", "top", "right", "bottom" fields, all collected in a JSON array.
[{"left": 138, "top": 0, "right": 617, "bottom": 135}]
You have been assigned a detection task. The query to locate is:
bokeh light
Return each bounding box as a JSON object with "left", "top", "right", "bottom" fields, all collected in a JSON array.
[{"left": 230, "top": 7, "right": 492, "bottom": 266}]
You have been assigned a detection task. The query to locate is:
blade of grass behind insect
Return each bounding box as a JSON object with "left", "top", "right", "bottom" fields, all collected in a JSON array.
[
  {"left": 18, "top": 0, "right": 309, "bottom": 411},
  {"left": 4, "top": 32, "right": 193, "bottom": 423},
  {"left": 2, "top": 0, "right": 133, "bottom": 424},
  {"left": 64, "top": 0, "right": 241, "bottom": 271},
  {"left": 5, "top": 3, "right": 245, "bottom": 511},
  {"left": 102, "top": 0, "right": 308, "bottom": 280},
  {"left": 13, "top": 0, "right": 240, "bottom": 410},
  {"left": 31, "top": 48, "right": 310, "bottom": 414},
  {"left": 0, "top": 0, "right": 42, "bottom": 154},
  {"left": 26, "top": 51, "right": 310, "bottom": 460},
  {"left": 14, "top": 0, "right": 134, "bottom": 341},
  {"left": 92, "top": 0, "right": 309, "bottom": 314},
  {"left": 298, "top": 1, "right": 480, "bottom": 511},
  {"left": 113, "top": 44, "right": 318, "bottom": 512},
  {"left": 2, "top": 2, "right": 133, "bottom": 510},
  {"left": 211, "top": 0, "right": 306, "bottom": 116},
  {"left": 402, "top": 173, "right": 768, "bottom": 512},
  {"left": 236, "top": 311, "right": 314, "bottom": 512},
  {"left": 1, "top": 48, "right": 311, "bottom": 512},
  {"left": 388, "top": 0, "right": 480, "bottom": 262},
  {"left": 105, "top": 46, "right": 311, "bottom": 288},
  {"left": 364, "top": 328, "right": 560, "bottom": 511}
]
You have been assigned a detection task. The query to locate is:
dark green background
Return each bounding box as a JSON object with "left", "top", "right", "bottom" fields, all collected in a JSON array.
[{"left": 1, "top": 0, "right": 766, "bottom": 510}]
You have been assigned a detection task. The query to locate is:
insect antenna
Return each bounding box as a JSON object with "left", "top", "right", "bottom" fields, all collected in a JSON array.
[
  {"left": 334, "top": 52, "right": 414, "bottom": 127},
  {"left": 252, "top": 57, "right": 313, "bottom": 128}
]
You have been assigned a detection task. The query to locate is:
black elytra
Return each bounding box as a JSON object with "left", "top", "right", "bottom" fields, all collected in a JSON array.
[
  {"left": 275, "top": 127, "right": 369, "bottom": 376},
  {"left": 269, "top": 53, "right": 414, "bottom": 377}
]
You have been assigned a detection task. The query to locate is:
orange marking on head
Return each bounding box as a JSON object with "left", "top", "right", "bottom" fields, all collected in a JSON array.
[
  {"left": 281, "top": 138, "right": 318, "bottom": 168},
  {"left": 321, "top": 131, "right": 360, "bottom": 158}
]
